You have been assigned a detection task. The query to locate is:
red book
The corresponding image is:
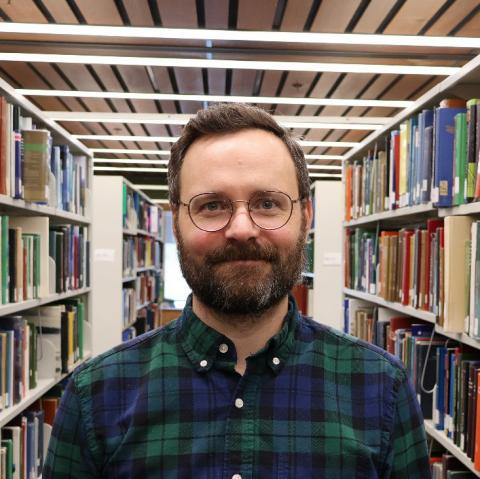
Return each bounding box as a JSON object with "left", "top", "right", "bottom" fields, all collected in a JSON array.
[
  {"left": 387, "top": 317, "right": 414, "bottom": 354},
  {"left": 424, "top": 219, "right": 443, "bottom": 311},
  {"left": 400, "top": 229, "right": 414, "bottom": 305}
]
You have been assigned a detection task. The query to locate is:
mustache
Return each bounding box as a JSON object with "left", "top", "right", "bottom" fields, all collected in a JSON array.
[{"left": 205, "top": 241, "right": 279, "bottom": 264}]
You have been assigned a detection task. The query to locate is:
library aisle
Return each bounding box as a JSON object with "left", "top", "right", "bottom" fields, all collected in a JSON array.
[{"left": 0, "top": 1, "right": 478, "bottom": 477}]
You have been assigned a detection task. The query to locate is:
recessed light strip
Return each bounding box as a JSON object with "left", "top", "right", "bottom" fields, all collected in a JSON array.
[
  {"left": 17, "top": 89, "right": 414, "bottom": 109},
  {"left": 133, "top": 184, "right": 169, "bottom": 190},
  {"left": 93, "top": 166, "right": 168, "bottom": 172},
  {"left": 0, "top": 53, "right": 458, "bottom": 76},
  {"left": 90, "top": 148, "right": 170, "bottom": 155},
  {"left": 309, "top": 173, "right": 343, "bottom": 178},
  {"left": 2, "top": 23, "right": 479, "bottom": 49},
  {"left": 93, "top": 158, "right": 169, "bottom": 165}
]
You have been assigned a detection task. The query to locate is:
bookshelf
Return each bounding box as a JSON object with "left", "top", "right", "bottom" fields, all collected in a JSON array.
[
  {"left": 92, "top": 176, "right": 164, "bottom": 355},
  {"left": 0, "top": 77, "right": 93, "bottom": 477},
  {"left": 302, "top": 181, "right": 343, "bottom": 329},
  {"left": 343, "top": 52, "right": 480, "bottom": 475}
]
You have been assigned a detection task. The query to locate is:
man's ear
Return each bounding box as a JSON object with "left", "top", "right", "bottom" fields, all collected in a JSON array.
[{"left": 303, "top": 198, "right": 313, "bottom": 241}]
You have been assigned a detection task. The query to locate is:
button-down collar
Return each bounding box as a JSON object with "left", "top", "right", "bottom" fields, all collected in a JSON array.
[{"left": 178, "top": 294, "right": 297, "bottom": 375}]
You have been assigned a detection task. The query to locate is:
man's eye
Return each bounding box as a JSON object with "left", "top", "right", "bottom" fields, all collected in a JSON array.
[
  {"left": 205, "top": 201, "right": 220, "bottom": 211},
  {"left": 261, "top": 200, "right": 275, "bottom": 209}
]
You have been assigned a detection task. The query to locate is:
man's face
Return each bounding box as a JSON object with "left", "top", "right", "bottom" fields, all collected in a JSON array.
[{"left": 173, "top": 128, "right": 313, "bottom": 319}]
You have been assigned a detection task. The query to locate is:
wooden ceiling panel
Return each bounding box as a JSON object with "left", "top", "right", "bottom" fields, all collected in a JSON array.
[
  {"left": 237, "top": 0, "right": 277, "bottom": 30},
  {"left": 299, "top": 72, "right": 343, "bottom": 116},
  {"left": 174, "top": 68, "right": 204, "bottom": 94},
  {"left": 311, "top": 0, "right": 362, "bottom": 33},
  {"left": 208, "top": 69, "right": 227, "bottom": 95},
  {"left": 30, "top": 96, "right": 70, "bottom": 111},
  {"left": 0, "top": 0, "right": 48, "bottom": 22},
  {"left": 74, "top": 0, "right": 124, "bottom": 25},
  {"left": 204, "top": 0, "right": 228, "bottom": 28},
  {"left": 425, "top": 0, "right": 480, "bottom": 35},
  {"left": 117, "top": 66, "right": 154, "bottom": 94},
  {"left": 383, "top": 0, "right": 449, "bottom": 35},
  {"left": 0, "top": 62, "right": 50, "bottom": 89},
  {"left": 231, "top": 70, "right": 258, "bottom": 96},
  {"left": 122, "top": 0, "right": 155, "bottom": 26},
  {"left": 280, "top": 1, "right": 313, "bottom": 31},
  {"left": 455, "top": 9, "right": 480, "bottom": 36},
  {"left": 42, "top": 0, "right": 79, "bottom": 23},
  {"left": 55, "top": 64, "right": 103, "bottom": 91},
  {"left": 144, "top": 124, "right": 173, "bottom": 137},
  {"left": 274, "top": 72, "right": 318, "bottom": 116},
  {"left": 353, "top": 0, "right": 397, "bottom": 33},
  {"left": 60, "top": 122, "right": 92, "bottom": 136},
  {"left": 151, "top": 67, "right": 177, "bottom": 114},
  {"left": 157, "top": 0, "right": 197, "bottom": 28}
]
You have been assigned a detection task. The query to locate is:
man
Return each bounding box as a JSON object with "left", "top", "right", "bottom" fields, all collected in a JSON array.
[{"left": 43, "top": 103, "right": 430, "bottom": 478}]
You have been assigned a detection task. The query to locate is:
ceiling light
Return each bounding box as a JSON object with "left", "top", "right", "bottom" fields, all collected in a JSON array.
[
  {"left": 90, "top": 148, "right": 170, "bottom": 155},
  {"left": 0, "top": 52, "right": 458, "bottom": 76},
  {"left": 93, "top": 166, "right": 167, "bottom": 173},
  {"left": 309, "top": 173, "right": 343, "bottom": 178},
  {"left": 133, "top": 185, "right": 169, "bottom": 190},
  {"left": 18, "top": 89, "right": 414, "bottom": 109},
  {"left": 77, "top": 135, "right": 357, "bottom": 149},
  {"left": 151, "top": 199, "right": 170, "bottom": 205},
  {"left": 305, "top": 155, "right": 344, "bottom": 160},
  {"left": 93, "top": 158, "right": 169, "bottom": 165},
  {"left": 2, "top": 23, "right": 479, "bottom": 49}
]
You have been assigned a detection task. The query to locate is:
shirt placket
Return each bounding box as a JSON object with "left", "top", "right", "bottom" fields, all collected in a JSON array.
[{"left": 223, "top": 361, "right": 262, "bottom": 479}]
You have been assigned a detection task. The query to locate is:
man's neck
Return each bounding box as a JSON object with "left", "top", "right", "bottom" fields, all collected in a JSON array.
[{"left": 191, "top": 295, "right": 289, "bottom": 375}]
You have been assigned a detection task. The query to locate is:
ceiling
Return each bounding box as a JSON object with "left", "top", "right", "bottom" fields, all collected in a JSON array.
[{"left": 0, "top": 0, "right": 479, "bottom": 201}]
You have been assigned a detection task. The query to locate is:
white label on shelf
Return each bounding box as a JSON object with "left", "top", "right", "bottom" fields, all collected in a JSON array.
[
  {"left": 461, "top": 434, "right": 465, "bottom": 450},
  {"left": 94, "top": 248, "right": 115, "bottom": 262},
  {"left": 323, "top": 252, "right": 341, "bottom": 266},
  {"left": 422, "top": 179, "right": 428, "bottom": 192},
  {"left": 431, "top": 187, "right": 439, "bottom": 203},
  {"left": 433, "top": 408, "right": 439, "bottom": 426},
  {"left": 369, "top": 284, "right": 375, "bottom": 295}
]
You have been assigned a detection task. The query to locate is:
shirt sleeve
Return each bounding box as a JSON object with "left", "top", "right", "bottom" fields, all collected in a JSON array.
[
  {"left": 386, "top": 369, "right": 432, "bottom": 478},
  {"left": 42, "top": 373, "right": 101, "bottom": 479}
]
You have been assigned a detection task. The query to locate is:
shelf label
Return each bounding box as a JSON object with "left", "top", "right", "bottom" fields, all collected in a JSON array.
[{"left": 94, "top": 248, "right": 115, "bottom": 262}]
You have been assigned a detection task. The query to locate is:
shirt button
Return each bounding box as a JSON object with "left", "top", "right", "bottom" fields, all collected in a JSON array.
[
  {"left": 235, "top": 398, "right": 244, "bottom": 409},
  {"left": 219, "top": 343, "right": 229, "bottom": 354},
  {"left": 232, "top": 475, "right": 242, "bottom": 479},
  {"left": 199, "top": 360, "right": 208, "bottom": 368},
  {"left": 272, "top": 357, "right": 280, "bottom": 366}
]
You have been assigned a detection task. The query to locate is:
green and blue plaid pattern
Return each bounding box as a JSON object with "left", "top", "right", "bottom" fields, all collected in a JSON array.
[{"left": 43, "top": 296, "right": 430, "bottom": 478}]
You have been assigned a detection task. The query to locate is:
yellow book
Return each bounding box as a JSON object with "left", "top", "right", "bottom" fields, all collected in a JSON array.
[
  {"left": 444, "top": 216, "right": 473, "bottom": 332},
  {"left": 68, "top": 311, "right": 75, "bottom": 369}
]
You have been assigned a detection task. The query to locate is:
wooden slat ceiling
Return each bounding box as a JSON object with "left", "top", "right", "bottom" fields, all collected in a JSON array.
[{"left": 0, "top": 0, "right": 478, "bottom": 199}]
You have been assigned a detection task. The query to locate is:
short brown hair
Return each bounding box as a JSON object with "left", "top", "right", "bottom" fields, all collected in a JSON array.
[{"left": 168, "top": 103, "right": 310, "bottom": 206}]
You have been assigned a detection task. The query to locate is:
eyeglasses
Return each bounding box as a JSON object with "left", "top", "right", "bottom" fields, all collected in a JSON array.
[{"left": 180, "top": 191, "right": 301, "bottom": 232}]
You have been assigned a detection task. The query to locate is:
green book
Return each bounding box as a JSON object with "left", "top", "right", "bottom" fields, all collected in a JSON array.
[
  {"left": 466, "top": 99, "right": 480, "bottom": 201},
  {"left": 1, "top": 216, "right": 8, "bottom": 304},
  {"left": 454, "top": 112, "right": 467, "bottom": 206},
  {"left": 1, "top": 439, "right": 13, "bottom": 479}
]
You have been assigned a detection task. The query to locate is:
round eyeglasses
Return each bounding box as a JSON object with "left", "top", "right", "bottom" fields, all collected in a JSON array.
[{"left": 180, "top": 191, "right": 301, "bottom": 232}]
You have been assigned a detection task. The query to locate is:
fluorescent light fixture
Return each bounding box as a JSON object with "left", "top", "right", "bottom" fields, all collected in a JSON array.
[
  {"left": 77, "top": 135, "right": 356, "bottom": 150},
  {"left": 19, "top": 89, "right": 414, "bottom": 109},
  {"left": 309, "top": 173, "right": 343, "bottom": 178},
  {"left": 307, "top": 165, "right": 342, "bottom": 170},
  {"left": 133, "top": 184, "right": 169, "bottom": 190},
  {"left": 305, "top": 155, "right": 344, "bottom": 160},
  {"left": 93, "top": 166, "right": 168, "bottom": 173},
  {"left": 90, "top": 148, "right": 170, "bottom": 155},
  {"left": 2, "top": 23, "right": 479, "bottom": 49},
  {"left": 93, "top": 158, "right": 169, "bottom": 165},
  {"left": 151, "top": 199, "right": 170, "bottom": 205},
  {"left": 0, "top": 52, "right": 458, "bottom": 76}
]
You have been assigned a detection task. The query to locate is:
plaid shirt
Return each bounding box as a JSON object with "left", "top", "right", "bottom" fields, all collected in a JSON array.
[{"left": 43, "top": 296, "right": 430, "bottom": 478}]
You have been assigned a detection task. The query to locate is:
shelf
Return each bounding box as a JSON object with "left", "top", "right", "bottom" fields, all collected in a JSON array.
[
  {"left": 343, "top": 288, "right": 436, "bottom": 323},
  {"left": 343, "top": 203, "right": 435, "bottom": 227},
  {"left": 440, "top": 201, "right": 480, "bottom": 217},
  {"left": 435, "top": 326, "right": 480, "bottom": 350},
  {"left": 0, "top": 194, "right": 90, "bottom": 225},
  {"left": 123, "top": 228, "right": 137, "bottom": 236},
  {"left": 136, "top": 265, "right": 158, "bottom": 273},
  {"left": 136, "top": 301, "right": 152, "bottom": 311},
  {"left": 302, "top": 272, "right": 314, "bottom": 279},
  {"left": 122, "top": 275, "right": 136, "bottom": 283},
  {"left": 425, "top": 420, "right": 480, "bottom": 477},
  {"left": 0, "top": 351, "right": 91, "bottom": 428},
  {"left": 0, "top": 287, "right": 91, "bottom": 316}
]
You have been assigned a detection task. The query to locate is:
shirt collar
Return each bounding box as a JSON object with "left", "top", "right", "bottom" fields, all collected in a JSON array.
[{"left": 177, "top": 294, "right": 298, "bottom": 375}]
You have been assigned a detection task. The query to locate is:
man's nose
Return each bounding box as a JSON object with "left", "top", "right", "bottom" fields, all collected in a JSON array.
[{"left": 223, "top": 202, "right": 260, "bottom": 241}]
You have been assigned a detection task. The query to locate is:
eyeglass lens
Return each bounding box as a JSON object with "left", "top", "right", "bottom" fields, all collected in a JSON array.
[{"left": 188, "top": 191, "right": 293, "bottom": 231}]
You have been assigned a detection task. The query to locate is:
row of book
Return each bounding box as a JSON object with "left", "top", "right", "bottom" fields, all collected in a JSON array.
[
  {"left": 49, "top": 224, "right": 89, "bottom": 294},
  {"left": 0, "top": 297, "right": 85, "bottom": 412},
  {"left": 344, "top": 98, "right": 480, "bottom": 220},
  {"left": 344, "top": 215, "right": 480, "bottom": 334},
  {"left": 122, "top": 304, "right": 162, "bottom": 342},
  {"left": 122, "top": 183, "right": 164, "bottom": 238},
  {"left": 431, "top": 453, "right": 478, "bottom": 478},
  {"left": 345, "top": 299, "right": 480, "bottom": 471},
  {"left": 122, "top": 235, "right": 162, "bottom": 277},
  {"left": 0, "top": 97, "right": 89, "bottom": 216},
  {"left": 1, "top": 382, "right": 65, "bottom": 479}
]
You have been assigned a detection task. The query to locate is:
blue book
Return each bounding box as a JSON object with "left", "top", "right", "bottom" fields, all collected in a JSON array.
[
  {"left": 418, "top": 110, "right": 434, "bottom": 203},
  {"left": 435, "top": 346, "right": 447, "bottom": 429},
  {"left": 433, "top": 106, "right": 467, "bottom": 207}
]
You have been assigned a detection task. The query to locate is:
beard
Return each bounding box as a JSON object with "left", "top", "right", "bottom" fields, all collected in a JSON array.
[{"left": 176, "top": 215, "right": 307, "bottom": 320}]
